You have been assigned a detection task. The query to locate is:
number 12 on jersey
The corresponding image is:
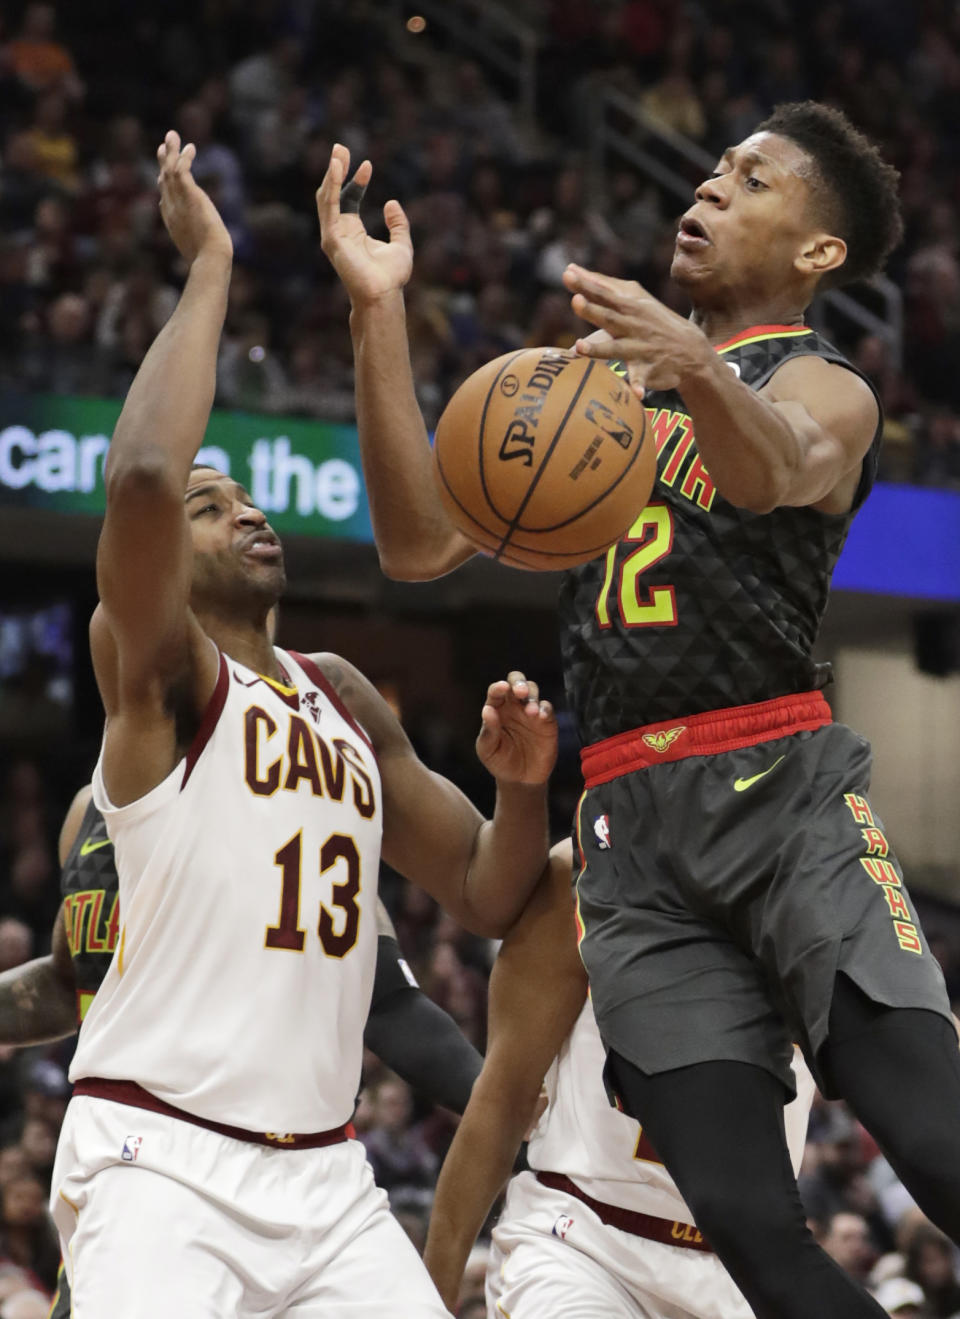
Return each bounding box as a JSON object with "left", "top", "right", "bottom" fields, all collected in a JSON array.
[
  {"left": 595, "top": 504, "right": 678, "bottom": 629},
  {"left": 265, "top": 830, "right": 361, "bottom": 958}
]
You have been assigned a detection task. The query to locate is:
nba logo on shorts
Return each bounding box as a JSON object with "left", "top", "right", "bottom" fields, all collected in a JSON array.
[
  {"left": 552, "top": 1214, "right": 575, "bottom": 1240},
  {"left": 121, "top": 1136, "right": 142, "bottom": 1162},
  {"left": 593, "top": 814, "right": 611, "bottom": 849}
]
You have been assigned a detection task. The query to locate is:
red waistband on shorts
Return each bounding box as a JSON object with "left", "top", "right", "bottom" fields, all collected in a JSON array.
[
  {"left": 535, "top": 1171, "right": 713, "bottom": 1253},
  {"left": 580, "top": 690, "right": 832, "bottom": 787},
  {"left": 73, "top": 1078, "right": 355, "bottom": 1151}
]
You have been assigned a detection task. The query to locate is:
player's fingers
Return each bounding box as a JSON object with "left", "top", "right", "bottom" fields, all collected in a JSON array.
[
  {"left": 538, "top": 700, "right": 555, "bottom": 722},
  {"left": 569, "top": 294, "right": 638, "bottom": 335},
  {"left": 625, "top": 360, "right": 647, "bottom": 400},
  {"left": 173, "top": 142, "right": 197, "bottom": 183},
  {"left": 384, "top": 199, "right": 412, "bottom": 248},
  {"left": 163, "top": 129, "right": 182, "bottom": 167},
  {"left": 315, "top": 151, "right": 345, "bottom": 227},
  {"left": 506, "top": 671, "right": 530, "bottom": 702},
  {"left": 340, "top": 160, "right": 372, "bottom": 216},
  {"left": 477, "top": 704, "right": 501, "bottom": 738},
  {"left": 484, "top": 679, "right": 510, "bottom": 708},
  {"left": 573, "top": 332, "right": 620, "bottom": 358},
  {"left": 158, "top": 130, "right": 178, "bottom": 181},
  {"left": 564, "top": 263, "right": 647, "bottom": 308}
]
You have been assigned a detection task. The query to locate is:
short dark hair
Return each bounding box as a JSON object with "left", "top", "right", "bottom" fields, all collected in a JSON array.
[{"left": 756, "top": 101, "right": 903, "bottom": 288}]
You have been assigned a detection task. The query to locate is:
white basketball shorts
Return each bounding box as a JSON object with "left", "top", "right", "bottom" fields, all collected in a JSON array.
[
  {"left": 486, "top": 1171, "right": 753, "bottom": 1319},
  {"left": 52, "top": 1095, "right": 452, "bottom": 1318}
]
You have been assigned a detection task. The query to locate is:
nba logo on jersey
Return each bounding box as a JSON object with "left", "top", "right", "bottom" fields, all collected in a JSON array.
[
  {"left": 552, "top": 1214, "right": 575, "bottom": 1240},
  {"left": 121, "top": 1135, "right": 142, "bottom": 1162},
  {"left": 301, "top": 689, "right": 323, "bottom": 726},
  {"left": 593, "top": 815, "right": 611, "bottom": 849}
]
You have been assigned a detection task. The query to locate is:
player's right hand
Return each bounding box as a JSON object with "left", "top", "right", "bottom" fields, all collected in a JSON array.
[
  {"left": 156, "top": 130, "right": 233, "bottom": 267},
  {"left": 317, "top": 144, "right": 413, "bottom": 305}
]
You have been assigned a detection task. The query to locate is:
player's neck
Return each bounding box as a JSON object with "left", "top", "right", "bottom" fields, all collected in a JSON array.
[
  {"left": 197, "top": 612, "right": 282, "bottom": 681},
  {"left": 690, "top": 300, "right": 807, "bottom": 347}
]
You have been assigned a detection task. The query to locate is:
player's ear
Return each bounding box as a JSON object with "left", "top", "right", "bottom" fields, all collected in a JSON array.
[{"left": 795, "top": 232, "right": 846, "bottom": 280}]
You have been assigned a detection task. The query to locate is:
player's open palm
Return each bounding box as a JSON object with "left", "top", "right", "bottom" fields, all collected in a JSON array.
[
  {"left": 476, "top": 673, "right": 557, "bottom": 785},
  {"left": 317, "top": 144, "right": 413, "bottom": 304},
  {"left": 157, "top": 130, "right": 232, "bottom": 266}
]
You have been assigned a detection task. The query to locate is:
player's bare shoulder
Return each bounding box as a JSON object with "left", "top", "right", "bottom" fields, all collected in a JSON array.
[{"left": 308, "top": 652, "right": 409, "bottom": 758}]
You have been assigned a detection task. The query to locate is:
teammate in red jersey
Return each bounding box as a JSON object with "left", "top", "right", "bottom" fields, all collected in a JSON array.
[{"left": 319, "top": 102, "right": 960, "bottom": 1319}]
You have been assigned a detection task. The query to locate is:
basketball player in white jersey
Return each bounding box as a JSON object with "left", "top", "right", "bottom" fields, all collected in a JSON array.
[
  {"left": 50, "top": 132, "right": 557, "bottom": 1319},
  {"left": 424, "top": 839, "right": 816, "bottom": 1319}
]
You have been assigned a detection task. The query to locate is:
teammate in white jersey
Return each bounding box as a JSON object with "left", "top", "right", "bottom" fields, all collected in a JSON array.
[
  {"left": 424, "top": 840, "right": 816, "bottom": 1319},
  {"left": 50, "top": 132, "right": 557, "bottom": 1319}
]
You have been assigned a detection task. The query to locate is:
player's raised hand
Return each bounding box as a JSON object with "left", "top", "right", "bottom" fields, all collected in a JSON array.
[
  {"left": 563, "top": 263, "right": 711, "bottom": 398},
  {"left": 156, "top": 130, "right": 232, "bottom": 267},
  {"left": 317, "top": 144, "right": 413, "bottom": 305},
  {"left": 476, "top": 672, "right": 557, "bottom": 786}
]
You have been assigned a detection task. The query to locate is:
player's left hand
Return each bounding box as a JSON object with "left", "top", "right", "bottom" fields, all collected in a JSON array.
[
  {"left": 563, "top": 263, "right": 712, "bottom": 399},
  {"left": 476, "top": 672, "right": 557, "bottom": 786}
]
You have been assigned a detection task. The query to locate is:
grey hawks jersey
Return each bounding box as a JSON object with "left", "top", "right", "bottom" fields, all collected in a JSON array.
[
  {"left": 558, "top": 325, "right": 882, "bottom": 745},
  {"left": 60, "top": 797, "right": 119, "bottom": 1023}
]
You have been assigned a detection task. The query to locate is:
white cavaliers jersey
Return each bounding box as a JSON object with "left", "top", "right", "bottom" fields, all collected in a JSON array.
[
  {"left": 75, "top": 647, "right": 382, "bottom": 1133},
  {"left": 526, "top": 1001, "right": 815, "bottom": 1224}
]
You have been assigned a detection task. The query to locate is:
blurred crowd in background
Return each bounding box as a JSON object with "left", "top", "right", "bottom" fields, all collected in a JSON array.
[
  {"left": 3, "top": 0, "right": 960, "bottom": 1315},
  {"left": 0, "top": 0, "right": 960, "bottom": 482}
]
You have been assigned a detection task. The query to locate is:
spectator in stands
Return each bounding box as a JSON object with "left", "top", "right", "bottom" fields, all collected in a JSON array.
[
  {"left": 0, "top": 1174, "right": 59, "bottom": 1292},
  {"left": 4, "top": 3, "right": 81, "bottom": 99},
  {"left": 905, "top": 1222, "right": 960, "bottom": 1317},
  {"left": 0, "top": 134, "right": 48, "bottom": 234},
  {"left": 819, "top": 1210, "right": 879, "bottom": 1286},
  {"left": 872, "top": 1277, "right": 929, "bottom": 1317},
  {"left": 23, "top": 92, "right": 78, "bottom": 193},
  {"left": 229, "top": 33, "right": 301, "bottom": 135},
  {"left": 19, "top": 291, "right": 106, "bottom": 396},
  {"left": 361, "top": 1076, "right": 439, "bottom": 1197},
  {"left": 178, "top": 99, "right": 246, "bottom": 235}
]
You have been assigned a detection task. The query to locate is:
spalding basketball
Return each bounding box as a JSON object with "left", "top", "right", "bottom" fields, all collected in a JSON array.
[{"left": 433, "top": 348, "right": 654, "bottom": 571}]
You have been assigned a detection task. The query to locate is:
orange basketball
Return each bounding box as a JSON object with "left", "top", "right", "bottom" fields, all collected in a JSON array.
[{"left": 433, "top": 348, "right": 655, "bottom": 571}]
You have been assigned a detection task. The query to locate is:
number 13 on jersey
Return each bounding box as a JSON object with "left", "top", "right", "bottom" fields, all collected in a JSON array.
[
  {"left": 265, "top": 830, "right": 361, "bottom": 958},
  {"left": 595, "top": 504, "right": 678, "bottom": 629}
]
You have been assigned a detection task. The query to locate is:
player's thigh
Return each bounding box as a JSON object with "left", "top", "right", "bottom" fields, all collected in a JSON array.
[
  {"left": 283, "top": 1189, "right": 451, "bottom": 1318},
  {"left": 64, "top": 1163, "right": 252, "bottom": 1318},
  {"left": 488, "top": 1233, "right": 661, "bottom": 1319}
]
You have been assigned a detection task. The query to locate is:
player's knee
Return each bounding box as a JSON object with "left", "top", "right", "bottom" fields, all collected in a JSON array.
[{"left": 688, "top": 1181, "right": 808, "bottom": 1266}]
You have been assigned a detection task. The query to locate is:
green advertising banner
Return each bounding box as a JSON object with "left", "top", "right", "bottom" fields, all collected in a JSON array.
[{"left": 0, "top": 393, "right": 373, "bottom": 542}]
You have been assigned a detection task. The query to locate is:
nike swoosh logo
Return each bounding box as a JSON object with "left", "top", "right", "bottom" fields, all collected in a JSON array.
[
  {"left": 733, "top": 755, "right": 785, "bottom": 793},
  {"left": 79, "top": 836, "right": 111, "bottom": 856}
]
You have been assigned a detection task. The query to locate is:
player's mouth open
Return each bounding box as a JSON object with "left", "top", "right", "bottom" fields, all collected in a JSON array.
[
  {"left": 676, "top": 216, "right": 711, "bottom": 250},
  {"left": 242, "top": 532, "right": 282, "bottom": 561}
]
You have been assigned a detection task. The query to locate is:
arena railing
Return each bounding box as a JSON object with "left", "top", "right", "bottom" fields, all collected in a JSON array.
[{"left": 386, "top": 0, "right": 539, "bottom": 129}]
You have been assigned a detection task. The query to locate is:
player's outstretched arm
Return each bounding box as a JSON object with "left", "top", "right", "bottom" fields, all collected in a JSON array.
[
  {"left": 317, "top": 145, "right": 475, "bottom": 581},
  {"left": 564, "top": 264, "right": 878, "bottom": 514},
  {"left": 94, "top": 131, "right": 232, "bottom": 806},
  {"left": 363, "top": 901, "right": 482, "bottom": 1114},
  {"left": 423, "top": 841, "right": 587, "bottom": 1309},
  {"left": 313, "top": 655, "right": 556, "bottom": 939}
]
